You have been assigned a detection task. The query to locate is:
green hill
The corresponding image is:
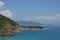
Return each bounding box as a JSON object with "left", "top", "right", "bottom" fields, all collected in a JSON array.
[
  {"left": 0, "top": 14, "right": 45, "bottom": 36},
  {"left": 0, "top": 14, "right": 21, "bottom": 36}
]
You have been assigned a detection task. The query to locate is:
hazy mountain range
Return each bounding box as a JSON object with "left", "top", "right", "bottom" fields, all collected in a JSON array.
[
  {"left": 16, "top": 20, "right": 43, "bottom": 26},
  {"left": 16, "top": 20, "right": 60, "bottom": 28}
]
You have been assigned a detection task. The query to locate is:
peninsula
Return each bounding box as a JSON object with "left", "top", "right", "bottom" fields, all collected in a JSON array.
[{"left": 0, "top": 14, "right": 47, "bottom": 36}]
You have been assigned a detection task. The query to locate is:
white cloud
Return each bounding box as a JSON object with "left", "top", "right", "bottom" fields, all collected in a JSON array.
[
  {"left": 27, "top": 14, "right": 60, "bottom": 21},
  {"left": 0, "top": 1, "right": 13, "bottom": 19},
  {"left": 0, "top": 10, "right": 13, "bottom": 18},
  {"left": 22, "top": 14, "right": 60, "bottom": 24},
  {"left": 0, "top": 1, "right": 4, "bottom": 8},
  {"left": 0, "top": 1, "right": 13, "bottom": 18},
  {"left": 56, "top": 14, "right": 60, "bottom": 17}
]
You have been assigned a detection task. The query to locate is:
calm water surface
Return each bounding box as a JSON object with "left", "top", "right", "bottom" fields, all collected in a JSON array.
[{"left": 0, "top": 27, "right": 60, "bottom": 40}]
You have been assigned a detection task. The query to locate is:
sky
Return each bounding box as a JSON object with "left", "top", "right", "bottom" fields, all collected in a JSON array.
[{"left": 0, "top": 0, "right": 60, "bottom": 24}]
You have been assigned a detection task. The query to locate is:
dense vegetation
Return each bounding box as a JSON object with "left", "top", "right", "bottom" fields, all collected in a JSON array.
[{"left": 0, "top": 14, "right": 21, "bottom": 35}]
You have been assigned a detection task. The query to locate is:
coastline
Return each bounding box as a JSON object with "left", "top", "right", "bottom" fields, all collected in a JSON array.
[{"left": 21, "top": 28, "right": 48, "bottom": 30}]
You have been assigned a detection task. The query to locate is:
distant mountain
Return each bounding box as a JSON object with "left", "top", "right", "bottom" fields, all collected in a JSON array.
[
  {"left": 16, "top": 20, "right": 60, "bottom": 28},
  {"left": 16, "top": 20, "right": 44, "bottom": 26}
]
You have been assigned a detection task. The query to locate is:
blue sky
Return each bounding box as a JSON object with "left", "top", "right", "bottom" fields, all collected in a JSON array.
[{"left": 0, "top": 0, "right": 60, "bottom": 24}]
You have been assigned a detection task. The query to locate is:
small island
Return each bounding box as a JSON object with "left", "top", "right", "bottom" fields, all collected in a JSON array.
[{"left": 0, "top": 14, "right": 47, "bottom": 36}]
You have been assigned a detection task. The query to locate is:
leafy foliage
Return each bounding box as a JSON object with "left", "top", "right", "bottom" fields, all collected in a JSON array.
[{"left": 0, "top": 14, "right": 20, "bottom": 30}]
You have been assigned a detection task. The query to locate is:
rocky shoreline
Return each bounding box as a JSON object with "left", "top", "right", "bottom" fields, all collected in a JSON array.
[
  {"left": 0, "top": 26, "right": 47, "bottom": 36},
  {"left": 0, "top": 27, "right": 21, "bottom": 36}
]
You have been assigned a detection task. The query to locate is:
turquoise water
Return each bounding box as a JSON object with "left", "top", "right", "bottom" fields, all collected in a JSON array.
[{"left": 0, "top": 27, "right": 60, "bottom": 40}]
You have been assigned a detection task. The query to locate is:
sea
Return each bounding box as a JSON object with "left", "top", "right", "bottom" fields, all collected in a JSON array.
[{"left": 0, "top": 26, "right": 60, "bottom": 40}]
